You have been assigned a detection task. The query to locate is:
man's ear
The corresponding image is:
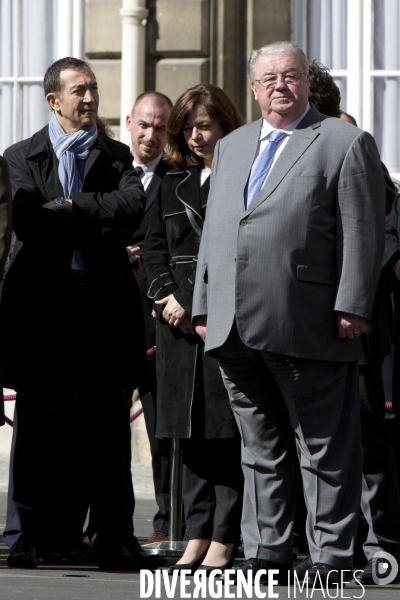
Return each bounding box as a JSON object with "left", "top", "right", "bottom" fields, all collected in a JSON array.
[
  {"left": 46, "top": 92, "right": 61, "bottom": 113},
  {"left": 126, "top": 114, "right": 132, "bottom": 131},
  {"left": 251, "top": 82, "right": 258, "bottom": 102}
]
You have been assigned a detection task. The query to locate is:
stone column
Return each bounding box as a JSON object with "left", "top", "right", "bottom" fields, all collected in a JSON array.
[
  {"left": 72, "top": 0, "right": 85, "bottom": 59},
  {"left": 119, "top": 0, "right": 149, "bottom": 146}
]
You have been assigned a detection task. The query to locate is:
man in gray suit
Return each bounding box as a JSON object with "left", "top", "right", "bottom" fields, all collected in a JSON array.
[{"left": 193, "top": 41, "right": 386, "bottom": 584}]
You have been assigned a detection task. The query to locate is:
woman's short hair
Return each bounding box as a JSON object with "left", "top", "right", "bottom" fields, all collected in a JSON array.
[{"left": 165, "top": 84, "right": 245, "bottom": 168}]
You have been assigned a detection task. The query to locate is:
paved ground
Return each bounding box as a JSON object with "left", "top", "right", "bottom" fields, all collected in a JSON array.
[{"left": 1, "top": 489, "right": 399, "bottom": 600}]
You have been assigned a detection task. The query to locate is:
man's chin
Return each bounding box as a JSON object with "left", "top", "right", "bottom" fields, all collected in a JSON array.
[
  {"left": 272, "top": 100, "right": 294, "bottom": 112},
  {"left": 139, "top": 150, "right": 159, "bottom": 162}
]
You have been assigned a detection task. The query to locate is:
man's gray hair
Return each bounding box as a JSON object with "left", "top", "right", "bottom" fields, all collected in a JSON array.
[{"left": 247, "top": 41, "right": 309, "bottom": 82}]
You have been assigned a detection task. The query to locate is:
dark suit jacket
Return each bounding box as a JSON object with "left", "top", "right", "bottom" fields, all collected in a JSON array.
[
  {"left": 0, "top": 126, "right": 147, "bottom": 392},
  {"left": 130, "top": 158, "right": 171, "bottom": 349},
  {"left": 0, "top": 156, "right": 12, "bottom": 425}
]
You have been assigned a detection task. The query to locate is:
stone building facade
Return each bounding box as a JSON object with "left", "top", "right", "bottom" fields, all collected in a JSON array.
[{"left": 86, "top": 0, "right": 291, "bottom": 135}]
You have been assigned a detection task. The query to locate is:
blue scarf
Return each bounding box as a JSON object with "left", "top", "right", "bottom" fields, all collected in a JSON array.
[{"left": 48, "top": 113, "right": 98, "bottom": 197}]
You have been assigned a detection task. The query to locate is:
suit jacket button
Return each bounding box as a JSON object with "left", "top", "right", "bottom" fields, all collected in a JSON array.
[{"left": 241, "top": 220, "right": 248, "bottom": 226}]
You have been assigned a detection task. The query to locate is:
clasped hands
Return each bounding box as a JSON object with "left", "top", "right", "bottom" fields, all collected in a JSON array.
[{"left": 155, "top": 294, "right": 195, "bottom": 335}]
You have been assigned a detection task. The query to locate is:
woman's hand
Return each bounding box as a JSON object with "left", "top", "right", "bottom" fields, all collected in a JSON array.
[{"left": 155, "top": 294, "right": 195, "bottom": 334}]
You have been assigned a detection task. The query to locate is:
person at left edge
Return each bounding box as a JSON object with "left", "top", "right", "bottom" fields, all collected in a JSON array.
[
  {"left": 0, "top": 155, "right": 12, "bottom": 426},
  {"left": 0, "top": 56, "right": 165, "bottom": 572}
]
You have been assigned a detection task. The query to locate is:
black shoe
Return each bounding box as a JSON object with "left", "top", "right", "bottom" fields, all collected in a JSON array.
[
  {"left": 221, "top": 558, "right": 292, "bottom": 584},
  {"left": 7, "top": 537, "right": 38, "bottom": 569},
  {"left": 196, "top": 544, "right": 238, "bottom": 576},
  {"left": 167, "top": 546, "right": 210, "bottom": 576},
  {"left": 354, "top": 557, "right": 400, "bottom": 585},
  {"left": 294, "top": 555, "right": 313, "bottom": 581},
  {"left": 305, "top": 563, "right": 342, "bottom": 587},
  {"left": 41, "top": 548, "right": 88, "bottom": 566},
  {"left": 99, "top": 537, "right": 166, "bottom": 571}
]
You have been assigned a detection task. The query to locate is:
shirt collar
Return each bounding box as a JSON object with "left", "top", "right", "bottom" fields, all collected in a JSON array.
[
  {"left": 259, "top": 103, "right": 311, "bottom": 140},
  {"left": 132, "top": 153, "right": 163, "bottom": 174}
]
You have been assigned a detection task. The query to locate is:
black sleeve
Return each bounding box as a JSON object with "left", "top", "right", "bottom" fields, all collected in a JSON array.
[
  {"left": 71, "top": 157, "right": 146, "bottom": 231},
  {"left": 143, "top": 186, "right": 178, "bottom": 301},
  {"left": 4, "top": 146, "right": 73, "bottom": 244},
  {"left": 0, "top": 156, "right": 12, "bottom": 274},
  {"left": 382, "top": 193, "right": 400, "bottom": 278}
]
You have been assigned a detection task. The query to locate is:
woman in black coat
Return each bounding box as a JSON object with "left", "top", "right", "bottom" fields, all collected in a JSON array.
[{"left": 144, "top": 84, "right": 245, "bottom": 573}]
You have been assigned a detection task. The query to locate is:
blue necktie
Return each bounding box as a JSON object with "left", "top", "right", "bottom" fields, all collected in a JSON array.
[{"left": 245, "top": 129, "right": 287, "bottom": 208}]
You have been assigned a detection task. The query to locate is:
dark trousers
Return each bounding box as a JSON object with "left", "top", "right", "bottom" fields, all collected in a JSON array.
[
  {"left": 3, "top": 408, "right": 20, "bottom": 549},
  {"left": 181, "top": 437, "right": 243, "bottom": 543},
  {"left": 358, "top": 360, "right": 400, "bottom": 562},
  {"left": 13, "top": 385, "right": 134, "bottom": 553},
  {"left": 139, "top": 352, "right": 171, "bottom": 534},
  {"left": 11, "top": 276, "right": 135, "bottom": 554}
]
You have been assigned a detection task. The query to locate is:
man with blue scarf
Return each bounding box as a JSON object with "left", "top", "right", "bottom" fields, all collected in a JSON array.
[{"left": 0, "top": 57, "right": 165, "bottom": 572}]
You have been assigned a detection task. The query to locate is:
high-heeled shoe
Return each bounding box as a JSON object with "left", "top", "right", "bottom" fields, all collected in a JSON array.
[
  {"left": 167, "top": 545, "right": 210, "bottom": 575},
  {"left": 196, "top": 543, "right": 238, "bottom": 576}
]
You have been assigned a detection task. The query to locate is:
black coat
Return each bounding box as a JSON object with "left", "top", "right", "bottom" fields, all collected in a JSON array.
[
  {"left": 130, "top": 158, "right": 172, "bottom": 350},
  {"left": 0, "top": 126, "right": 147, "bottom": 392},
  {"left": 0, "top": 156, "right": 12, "bottom": 425},
  {"left": 143, "top": 166, "right": 238, "bottom": 439}
]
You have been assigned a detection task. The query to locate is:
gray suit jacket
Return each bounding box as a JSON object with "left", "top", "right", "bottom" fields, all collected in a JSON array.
[{"left": 192, "top": 105, "right": 386, "bottom": 362}]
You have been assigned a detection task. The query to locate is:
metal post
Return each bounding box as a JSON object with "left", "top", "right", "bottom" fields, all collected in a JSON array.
[{"left": 143, "top": 438, "right": 187, "bottom": 557}]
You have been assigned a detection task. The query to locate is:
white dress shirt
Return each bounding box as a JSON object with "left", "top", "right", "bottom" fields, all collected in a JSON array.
[
  {"left": 255, "top": 103, "right": 311, "bottom": 187},
  {"left": 133, "top": 154, "right": 163, "bottom": 191}
]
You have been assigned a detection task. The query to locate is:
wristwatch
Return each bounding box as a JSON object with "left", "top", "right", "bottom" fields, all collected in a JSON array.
[{"left": 55, "top": 197, "right": 64, "bottom": 212}]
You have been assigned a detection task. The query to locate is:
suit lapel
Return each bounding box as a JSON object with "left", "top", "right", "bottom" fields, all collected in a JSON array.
[
  {"left": 84, "top": 135, "right": 116, "bottom": 180},
  {"left": 237, "top": 119, "right": 263, "bottom": 200},
  {"left": 83, "top": 144, "right": 102, "bottom": 180},
  {"left": 246, "top": 107, "right": 322, "bottom": 214},
  {"left": 174, "top": 168, "right": 204, "bottom": 218},
  {"left": 144, "top": 171, "right": 161, "bottom": 214},
  {"left": 26, "top": 127, "right": 64, "bottom": 201}
]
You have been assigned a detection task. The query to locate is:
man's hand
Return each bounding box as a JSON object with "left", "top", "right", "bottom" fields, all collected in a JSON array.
[
  {"left": 195, "top": 314, "right": 207, "bottom": 341},
  {"left": 155, "top": 294, "right": 195, "bottom": 334},
  {"left": 43, "top": 198, "right": 73, "bottom": 213},
  {"left": 178, "top": 315, "right": 196, "bottom": 335},
  {"left": 338, "top": 312, "right": 368, "bottom": 339},
  {"left": 394, "top": 259, "right": 400, "bottom": 281},
  {"left": 126, "top": 245, "right": 143, "bottom": 274}
]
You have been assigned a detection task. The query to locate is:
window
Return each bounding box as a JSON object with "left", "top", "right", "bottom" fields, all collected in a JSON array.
[
  {"left": 0, "top": 0, "right": 84, "bottom": 154},
  {"left": 292, "top": 0, "right": 400, "bottom": 178}
]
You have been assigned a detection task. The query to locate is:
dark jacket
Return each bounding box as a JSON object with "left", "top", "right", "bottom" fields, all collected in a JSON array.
[
  {"left": 382, "top": 193, "right": 400, "bottom": 341},
  {"left": 359, "top": 168, "right": 397, "bottom": 362},
  {"left": 0, "top": 156, "right": 12, "bottom": 425},
  {"left": 0, "top": 126, "right": 147, "bottom": 392},
  {"left": 143, "top": 166, "right": 238, "bottom": 439},
  {"left": 130, "top": 158, "right": 172, "bottom": 350}
]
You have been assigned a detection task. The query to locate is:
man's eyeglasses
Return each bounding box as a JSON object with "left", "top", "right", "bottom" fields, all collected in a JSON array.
[{"left": 254, "top": 72, "right": 307, "bottom": 89}]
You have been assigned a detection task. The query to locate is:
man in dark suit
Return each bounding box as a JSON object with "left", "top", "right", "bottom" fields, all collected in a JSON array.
[
  {"left": 193, "top": 41, "right": 386, "bottom": 584},
  {"left": 0, "top": 57, "right": 164, "bottom": 572},
  {"left": 125, "top": 92, "right": 173, "bottom": 544}
]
